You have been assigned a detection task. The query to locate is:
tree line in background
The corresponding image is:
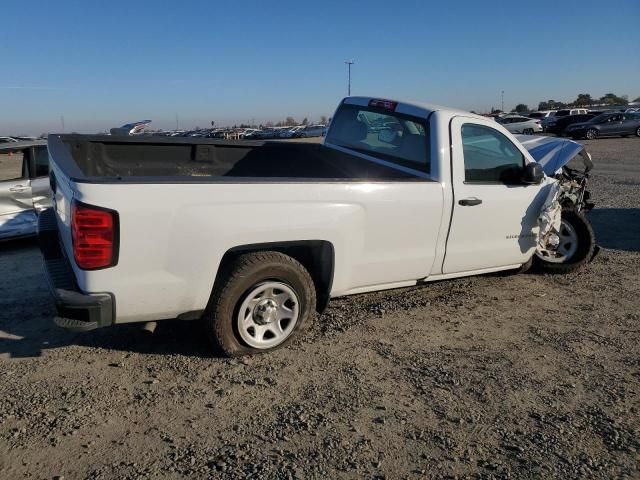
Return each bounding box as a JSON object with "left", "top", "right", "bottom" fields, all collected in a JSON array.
[{"left": 510, "top": 93, "right": 639, "bottom": 114}]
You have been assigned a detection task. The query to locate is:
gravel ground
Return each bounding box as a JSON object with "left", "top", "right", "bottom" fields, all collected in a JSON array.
[{"left": 1, "top": 138, "right": 639, "bottom": 479}]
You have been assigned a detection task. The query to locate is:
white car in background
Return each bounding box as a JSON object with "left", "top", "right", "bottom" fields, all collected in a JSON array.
[
  {"left": 298, "top": 124, "right": 326, "bottom": 137},
  {"left": 280, "top": 126, "right": 304, "bottom": 138},
  {"left": 240, "top": 129, "right": 262, "bottom": 139},
  {"left": 496, "top": 116, "right": 542, "bottom": 134},
  {"left": 0, "top": 140, "right": 51, "bottom": 240}
]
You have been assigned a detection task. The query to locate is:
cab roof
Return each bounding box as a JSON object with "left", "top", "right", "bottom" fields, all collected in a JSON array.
[{"left": 342, "top": 96, "right": 487, "bottom": 122}]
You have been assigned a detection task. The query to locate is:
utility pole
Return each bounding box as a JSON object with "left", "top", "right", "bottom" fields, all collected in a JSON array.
[
  {"left": 344, "top": 60, "right": 354, "bottom": 96},
  {"left": 501, "top": 90, "right": 504, "bottom": 112}
]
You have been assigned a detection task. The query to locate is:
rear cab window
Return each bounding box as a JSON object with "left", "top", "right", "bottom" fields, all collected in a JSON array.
[{"left": 325, "top": 102, "right": 430, "bottom": 176}]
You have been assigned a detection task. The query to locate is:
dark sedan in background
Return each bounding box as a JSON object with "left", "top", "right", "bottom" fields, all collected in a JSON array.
[
  {"left": 544, "top": 113, "right": 597, "bottom": 136},
  {"left": 565, "top": 112, "right": 640, "bottom": 140}
]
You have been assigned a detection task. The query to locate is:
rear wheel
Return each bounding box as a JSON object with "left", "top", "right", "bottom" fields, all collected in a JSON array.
[
  {"left": 203, "top": 251, "right": 316, "bottom": 356},
  {"left": 534, "top": 210, "right": 595, "bottom": 273},
  {"left": 636, "top": 126, "right": 640, "bottom": 137},
  {"left": 585, "top": 128, "right": 598, "bottom": 140}
]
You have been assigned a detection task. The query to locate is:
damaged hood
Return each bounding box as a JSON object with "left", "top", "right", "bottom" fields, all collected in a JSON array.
[{"left": 514, "top": 135, "right": 593, "bottom": 175}]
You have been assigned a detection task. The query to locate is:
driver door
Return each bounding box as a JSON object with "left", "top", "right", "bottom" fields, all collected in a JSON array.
[{"left": 443, "top": 116, "right": 550, "bottom": 274}]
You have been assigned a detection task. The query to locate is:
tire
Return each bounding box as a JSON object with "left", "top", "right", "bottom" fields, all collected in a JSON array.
[
  {"left": 203, "top": 251, "right": 316, "bottom": 356},
  {"left": 585, "top": 128, "right": 598, "bottom": 140},
  {"left": 523, "top": 128, "right": 533, "bottom": 135},
  {"left": 534, "top": 209, "right": 595, "bottom": 274},
  {"left": 636, "top": 127, "right": 640, "bottom": 137}
]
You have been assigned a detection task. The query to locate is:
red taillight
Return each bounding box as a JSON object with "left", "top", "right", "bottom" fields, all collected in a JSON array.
[
  {"left": 368, "top": 98, "right": 398, "bottom": 111},
  {"left": 72, "top": 201, "right": 118, "bottom": 270}
]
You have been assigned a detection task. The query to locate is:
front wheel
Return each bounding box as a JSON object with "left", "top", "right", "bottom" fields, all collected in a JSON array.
[
  {"left": 636, "top": 126, "right": 640, "bottom": 137},
  {"left": 534, "top": 210, "right": 595, "bottom": 273},
  {"left": 585, "top": 128, "right": 598, "bottom": 140},
  {"left": 203, "top": 251, "right": 316, "bottom": 356}
]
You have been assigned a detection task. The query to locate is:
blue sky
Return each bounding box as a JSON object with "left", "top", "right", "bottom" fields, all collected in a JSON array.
[{"left": 1, "top": 0, "right": 639, "bottom": 134}]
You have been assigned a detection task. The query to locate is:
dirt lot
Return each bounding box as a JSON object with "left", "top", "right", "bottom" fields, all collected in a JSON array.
[{"left": 1, "top": 138, "right": 639, "bottom": 479}]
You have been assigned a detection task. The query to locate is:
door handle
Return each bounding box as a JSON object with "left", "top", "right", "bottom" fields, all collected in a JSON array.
[
  {"left": 9, "top": 185, "right": 28, "bottom": 193},
  {"left": 459, "top": 197, "right": 482, "bottom": 206}
]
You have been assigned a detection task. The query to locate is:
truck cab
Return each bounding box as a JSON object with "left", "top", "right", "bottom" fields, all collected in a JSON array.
[{"left": 325, "top": 97, "right": 550, "bottom": 274}]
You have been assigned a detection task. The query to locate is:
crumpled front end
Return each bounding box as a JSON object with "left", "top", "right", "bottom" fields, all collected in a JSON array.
[{"left": 538, "top": 182, "right": 562, "bottom": 252}]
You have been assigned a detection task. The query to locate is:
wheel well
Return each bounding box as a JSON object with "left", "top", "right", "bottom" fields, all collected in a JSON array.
[{"left": 217, "top": 240, "right": 334, "bottom": 313}]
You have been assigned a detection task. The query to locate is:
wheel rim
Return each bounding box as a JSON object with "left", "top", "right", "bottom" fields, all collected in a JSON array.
[
  {"left": 636, "top": 127, "right": 640, "bottom": 137},
  {"left": 586, "top": 129, "right": 596, "bottom": 139},
  {"left": 236, "top": 281, "right": 300, "bottom": 349},
  {"left": 536, "top": 219, "right": 579, "bottom": 263}
]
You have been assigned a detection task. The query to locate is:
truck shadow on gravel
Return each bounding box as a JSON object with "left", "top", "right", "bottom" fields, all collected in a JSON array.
[
  {"left": 587, "top": 208, "right": 640, "bottom": 252},
  {"left": 0, "top": 240, "right": 216, "bottom": 359},
  {"left": 0, "top": 315, "right": 216, "bottom": 360}
]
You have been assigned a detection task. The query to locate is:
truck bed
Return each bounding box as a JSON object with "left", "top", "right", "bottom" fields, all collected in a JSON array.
[{"left": 51, "top": 135, "right": 418, "bottom": 182}]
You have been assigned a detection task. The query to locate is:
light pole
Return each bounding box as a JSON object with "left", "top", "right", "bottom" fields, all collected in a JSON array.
[
  {"left": 501, "top": 90, "right": 504, "bottom": 112},
  {"left": 345, "top": 60, "right": 354, "bottom": 96}
]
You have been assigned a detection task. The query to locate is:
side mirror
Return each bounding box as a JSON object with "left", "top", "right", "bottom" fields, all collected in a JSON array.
[{"left": 522, "top": 162, "right": 544, "bottom": 184}]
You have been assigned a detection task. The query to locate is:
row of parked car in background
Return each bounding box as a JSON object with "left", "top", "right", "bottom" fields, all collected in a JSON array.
[
  {"left": 495, "top": 107, "right": 640, "bottom": 139},
  {"left": 150, "top": 124, "right": 328, "bottom": 140}
]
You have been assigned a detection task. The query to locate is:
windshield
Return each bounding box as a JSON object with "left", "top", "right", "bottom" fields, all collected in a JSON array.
[
  {"left": 326, "top": 103, "right": 430, "bottom": 174},
  {"left": 555, "top": 110, "right": 570, "bottom": 116}
]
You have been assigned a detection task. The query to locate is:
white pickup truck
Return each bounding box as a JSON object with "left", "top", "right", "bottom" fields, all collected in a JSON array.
[{"left": 40, "top": 97, "right": 595, "bottom": 356}]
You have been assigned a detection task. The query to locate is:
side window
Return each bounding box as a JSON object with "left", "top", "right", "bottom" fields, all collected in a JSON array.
[
  {"left": 461, "top": 124, "right": 524, "bottom": 184},
  {"left": 34, "top": 146, "right": 49, "bottom": 177},
  {"left": 0, "top": 149, "right": 26, "bottom": 182}
]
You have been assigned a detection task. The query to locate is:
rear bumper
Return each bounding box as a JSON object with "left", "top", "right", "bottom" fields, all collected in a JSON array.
[{"left": 38, "top": 208, "right": 113, "bottom": 331}]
